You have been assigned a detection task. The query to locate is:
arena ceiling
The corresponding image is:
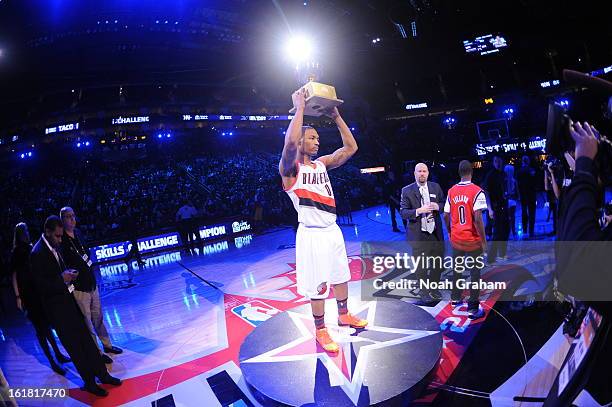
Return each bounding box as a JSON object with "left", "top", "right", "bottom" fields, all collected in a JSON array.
[{"left": 0, "top": 0, "right": 609, "bottom": 124}]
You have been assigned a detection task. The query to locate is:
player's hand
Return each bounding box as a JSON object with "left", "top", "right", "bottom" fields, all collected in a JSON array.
[
  {"left": 428, "top": 202, "right": 439, "bottom": 211},
  {"left": 488, "top": 209, "right": 495, "bottom": 219},
  {"left": 323, "top": 106, "right": 340, "bottom": 120},
  {"left": 570, "top": 120, "right": 598, "bottom": 160},
  {"left": 292, "top": 88, "right": 306, "bottom": 111},
  {"left": 16, "top": 297, "right": 23, "bottom": 311}
]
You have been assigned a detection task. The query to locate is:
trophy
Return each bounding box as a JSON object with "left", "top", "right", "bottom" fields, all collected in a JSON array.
[
  {"left": 289, "top": 81, "right": 344, "bottom": 117},
  {"left": 289, "top": 59, "right": 343, "bottom": 116}
]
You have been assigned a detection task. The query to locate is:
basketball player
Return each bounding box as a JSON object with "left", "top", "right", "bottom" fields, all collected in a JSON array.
[
  {"left": 444, "top": 160, "right": 487, "bottom": 319},
  {"left": 279, "top": 88, "right": 367, "bottom": 353}
]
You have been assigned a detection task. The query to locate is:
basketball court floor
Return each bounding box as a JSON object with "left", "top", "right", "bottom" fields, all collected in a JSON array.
[{"left": 1, "top": 204, "right": 569, "bottom": 406}]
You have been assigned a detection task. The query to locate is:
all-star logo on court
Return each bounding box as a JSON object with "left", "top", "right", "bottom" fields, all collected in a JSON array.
[{"left": 241, "top": 301, "right": 439, "bottom": 404}]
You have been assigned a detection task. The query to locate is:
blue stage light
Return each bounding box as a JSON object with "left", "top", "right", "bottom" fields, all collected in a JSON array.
[
  {"left": 27, "top": 152, "right": 32, "bottom": 157},
  {"left": 85, "top": 141, "right": 90, "bottom": 146},
  {"left": 77, "top": 142, "right": 81, "bottom": 147},
  {"left": 442, "top": 116, "right": 457, "bottom": 129},
  {"left": 502, "top": 107, "right": 516, "bottom": 119},
  {"left": 20, "top": 153, "right": 24, "bottom": 159},
  {"left": 229, "top": 132, "right": 233, "bottom": 136},
  {"left": 157, "top": 134, "right": 162, "bottom": 139}
]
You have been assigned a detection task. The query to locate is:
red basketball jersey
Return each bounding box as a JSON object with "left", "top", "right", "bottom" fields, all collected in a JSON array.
[{"left": 444, "top": 182, "right": 487, "bottom": 251}]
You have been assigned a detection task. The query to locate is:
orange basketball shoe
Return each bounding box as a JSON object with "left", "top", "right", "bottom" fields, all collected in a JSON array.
[
  {"left": 315, "top": 328, "right": 339, "bottom": 353},
  {"left": 338, "top": 313, "right": 368, "bottom": 329}
]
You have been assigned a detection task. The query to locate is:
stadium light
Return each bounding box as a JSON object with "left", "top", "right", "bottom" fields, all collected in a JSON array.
[
  {"left": 442, "top": 116, "right": 457, "bottom": 129},
  {"left": 502, "top": 106, "right": 516, "bottom": 120},
  {"left": 285, "top": 36, "right": 313, "bottom": 64}
]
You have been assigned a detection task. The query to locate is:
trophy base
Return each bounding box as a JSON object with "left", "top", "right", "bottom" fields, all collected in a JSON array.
[
  {"left": 289, "top": 81, "right": 344, "bottom": 117},
  {"left": 289, "top": 96, "right": 344, "bottom": 117}
]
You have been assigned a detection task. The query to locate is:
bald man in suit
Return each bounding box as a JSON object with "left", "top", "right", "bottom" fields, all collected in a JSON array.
[{"left": 401, "top": 163, "right": 446, "bottom": 302}]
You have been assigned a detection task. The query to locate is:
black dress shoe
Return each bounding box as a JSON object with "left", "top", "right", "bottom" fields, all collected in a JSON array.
[
  {"left": 103, "top": 345, "right": 123, "bottom": 355},
  {"left": 84, "top": 382, "right": 108, "bottom": 397},
  {"left": 51, "top": 363, "right": 66, "bottom": 376},
  {"left": 99, "top": 374, "right": 122, "bottom": 386},
  {"left": 429, "top": 290, "right": 442, "bottom": 300},
  {"left": 101, "top": 354, "right": 113, "bottom": 364},
  {"left": 56, "top": 353, "right": 71, "bottom": 363},
  {"left": 416, "top": 293, "right": 436, "bottom": 306}
]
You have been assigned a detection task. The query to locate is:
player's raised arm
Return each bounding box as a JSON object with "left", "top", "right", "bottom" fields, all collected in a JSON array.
[
  {"left": 279, "top": 89, "right": 306, "bottom": 177},
  {"left": 318, "top": 107, "right": 358, "bottom": 170}
]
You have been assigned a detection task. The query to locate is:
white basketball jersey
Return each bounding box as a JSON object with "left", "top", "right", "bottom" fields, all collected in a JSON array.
[{"left": 284, "top": 160, "right": 337, "bottom": 227}]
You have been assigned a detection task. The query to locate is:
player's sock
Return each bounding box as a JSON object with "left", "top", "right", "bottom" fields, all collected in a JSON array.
[
  {"left": 313, "top": 314, "right": 326, "bottom": 329},
  {"left": 336, "top": 297, "right": 348, "bottom": 315}
]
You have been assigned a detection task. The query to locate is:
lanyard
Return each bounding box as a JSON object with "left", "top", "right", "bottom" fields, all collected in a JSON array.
[{"left": 68, "top": 235, "right": 84, "bottom": 256}]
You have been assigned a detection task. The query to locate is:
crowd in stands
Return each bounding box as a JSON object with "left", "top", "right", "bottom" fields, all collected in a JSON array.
[{"left": 0, "top": 144, "right": 379, "bottom": 268}]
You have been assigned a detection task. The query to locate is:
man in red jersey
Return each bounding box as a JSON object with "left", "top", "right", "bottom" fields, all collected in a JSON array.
[{"left": 444, "top": 160, "right": 488, "bottom": 319}]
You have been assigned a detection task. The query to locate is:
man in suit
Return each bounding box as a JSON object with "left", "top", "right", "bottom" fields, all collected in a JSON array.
[
  {"left": 401, "top": 163, "right": 446, "bottom": 302},
  {"left": 30, "top": 215, "right": 121, "bottom": 397}
]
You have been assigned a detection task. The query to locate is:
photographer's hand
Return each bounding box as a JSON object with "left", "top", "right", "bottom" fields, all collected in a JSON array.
[{"left": 570, "top": 121, "right": 598, "bottom": 160}]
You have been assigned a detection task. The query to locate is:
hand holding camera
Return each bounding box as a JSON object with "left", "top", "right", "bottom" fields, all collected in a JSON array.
[{"left": 569, "top": 120, "right": 599, "bottom": 160}]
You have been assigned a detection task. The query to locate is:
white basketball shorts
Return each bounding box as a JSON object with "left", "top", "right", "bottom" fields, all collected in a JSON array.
[{"left": 295, "top": 223, "right": 351, "bottom": 299}]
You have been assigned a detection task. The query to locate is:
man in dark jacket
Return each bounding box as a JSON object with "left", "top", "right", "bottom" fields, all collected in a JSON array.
[
  {"left": 60, "top": 207, "right": 123, "bottom": 364},
  {"left": 384, "top": 171, "right": 406, "bottom": 232},
  {"left": 30, "top": 215, "right": 121, "bottom": 397},
  {"left": 484, "top": 155, "right": 510, "bottom": 263},
  {"left": 517, "top": 155, "right": 538, "bottom": 239}
]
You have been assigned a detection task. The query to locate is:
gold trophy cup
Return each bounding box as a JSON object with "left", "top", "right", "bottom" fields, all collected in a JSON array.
[{"left": 289, "top": 81, "right": 344, "bottom": 117}]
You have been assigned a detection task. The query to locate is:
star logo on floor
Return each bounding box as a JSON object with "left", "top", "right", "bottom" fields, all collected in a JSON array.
[{"left": 241, "top": 301, "right": 439, "bottom": 404}]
